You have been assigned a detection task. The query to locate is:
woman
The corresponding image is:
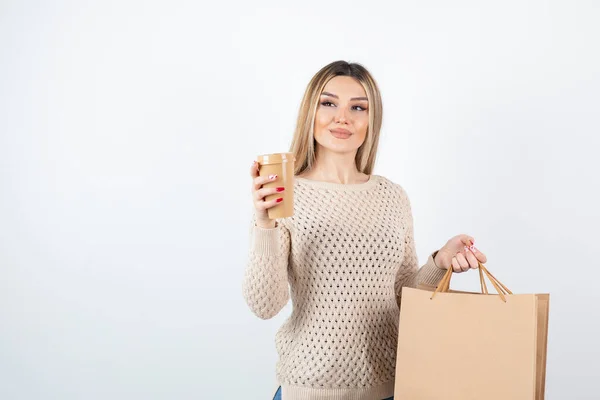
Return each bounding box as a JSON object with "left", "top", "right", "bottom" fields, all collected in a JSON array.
[{"left": 243, "top": 61, "right": 487, "bottom": 400}]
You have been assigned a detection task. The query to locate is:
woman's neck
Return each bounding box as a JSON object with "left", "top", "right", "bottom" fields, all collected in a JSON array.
[{"left": 297, "top": 168, "right": 369, "bottom": 185}]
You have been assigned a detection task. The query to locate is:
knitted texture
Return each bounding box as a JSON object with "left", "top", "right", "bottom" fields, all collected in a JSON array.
[{"left": 242, "top": 174, "right": 446, "bottom": 400}]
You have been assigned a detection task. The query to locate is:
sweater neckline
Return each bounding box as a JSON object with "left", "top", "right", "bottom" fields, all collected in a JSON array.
[{"left": 295, "top": 174, "right": 379, "bottom": 191}]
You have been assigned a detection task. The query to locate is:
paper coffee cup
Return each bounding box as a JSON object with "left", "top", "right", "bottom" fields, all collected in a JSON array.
[{"left": 256, "top": 152, "right": 295, "bottom": 219}]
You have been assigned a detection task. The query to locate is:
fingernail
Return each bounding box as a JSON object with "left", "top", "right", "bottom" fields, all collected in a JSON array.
[
  {"left": 276, "top": 187, "right": 285, "bottom": 192},
  {"left": 276, "top": 197, "right": 283, "bottom": 203}
]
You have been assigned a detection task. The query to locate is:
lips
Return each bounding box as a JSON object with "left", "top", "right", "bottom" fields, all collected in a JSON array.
[{"left": 330, "top": 129, "right": 352, "bottom": 139}]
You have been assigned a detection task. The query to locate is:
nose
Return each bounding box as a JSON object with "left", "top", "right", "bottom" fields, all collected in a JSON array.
[{"left": 334, "top": 106, "right": 349, "bottom": 124}]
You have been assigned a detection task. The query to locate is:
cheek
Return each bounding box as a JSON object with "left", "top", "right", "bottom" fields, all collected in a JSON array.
[
  {"left": 313, "top": 111, "right": 326, "bottom": 140},
  {"left": 355, "top": 115, "right": 369, "bottom": 137},
  {"left": 315, "top": 108, "right": 333, "bottom": 126}
]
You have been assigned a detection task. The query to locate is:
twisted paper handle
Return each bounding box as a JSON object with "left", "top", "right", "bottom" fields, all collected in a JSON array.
[{"left": 431, "top": 261, "right": 512, "bottom": 302}]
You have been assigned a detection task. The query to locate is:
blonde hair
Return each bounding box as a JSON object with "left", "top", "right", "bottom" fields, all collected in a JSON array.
[{"left": 289, "top": 61, "right": 383, "bottom": 176}]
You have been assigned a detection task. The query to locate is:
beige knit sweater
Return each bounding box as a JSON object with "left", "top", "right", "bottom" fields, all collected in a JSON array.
[{"left": 242, "top": 174, "right": 447, "bottom": 400}]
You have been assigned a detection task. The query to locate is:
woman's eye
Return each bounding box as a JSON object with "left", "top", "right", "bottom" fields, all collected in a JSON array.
[{"left": 320, "top": 101, "right": 367, "bottom": 111}]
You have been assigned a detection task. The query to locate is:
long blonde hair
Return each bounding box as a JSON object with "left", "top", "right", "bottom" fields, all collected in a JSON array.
[{"left": 289, "top": 61, "right": 383, "bottom": 176}]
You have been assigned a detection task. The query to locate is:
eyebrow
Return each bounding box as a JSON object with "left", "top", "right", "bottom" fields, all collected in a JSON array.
[{"left": 321, "top": 91, "right": 368, "bottom": 101}]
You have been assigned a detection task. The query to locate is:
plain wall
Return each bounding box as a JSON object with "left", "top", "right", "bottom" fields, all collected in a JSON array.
[{"left": 1, "top": 1, "right": 598, "bottom": 399}]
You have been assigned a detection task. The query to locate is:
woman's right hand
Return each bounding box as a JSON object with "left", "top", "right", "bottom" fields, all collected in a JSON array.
[{"left": 250, "top": 161, "right": 285, "bottom": 228}]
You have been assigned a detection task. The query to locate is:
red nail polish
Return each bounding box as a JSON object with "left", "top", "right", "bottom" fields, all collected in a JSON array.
[
  {"left": 276, "top": 198, "right": 283, "bottom": 203},
  {"left": 276, "top": 187, "right": 285, "bottom": 192}
]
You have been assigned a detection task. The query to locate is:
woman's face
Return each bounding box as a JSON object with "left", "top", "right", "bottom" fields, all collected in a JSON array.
[{"left": 313, "top": 76, "right": 369, "bottom": 155}]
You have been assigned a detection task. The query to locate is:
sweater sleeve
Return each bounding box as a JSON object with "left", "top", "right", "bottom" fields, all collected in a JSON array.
[
  {"left": 242, "top": 214, "right": 291, "bottom": 320},
  {"left": 394, "top": 193, "right": 447, "bottom": 307}
]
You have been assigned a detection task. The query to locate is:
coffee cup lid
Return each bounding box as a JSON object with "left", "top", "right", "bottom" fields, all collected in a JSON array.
[{"left": 256, "top": 152, "right": 295, "bottom": 165}]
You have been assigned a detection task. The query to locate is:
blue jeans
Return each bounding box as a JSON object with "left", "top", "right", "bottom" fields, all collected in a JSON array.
[{"left": 273, "top": 386, "right": 393, "bottom": 400}]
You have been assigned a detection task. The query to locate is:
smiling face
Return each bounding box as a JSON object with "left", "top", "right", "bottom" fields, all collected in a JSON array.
[{"left": 313, "top": 75, "right": 369, "bottom": 155}]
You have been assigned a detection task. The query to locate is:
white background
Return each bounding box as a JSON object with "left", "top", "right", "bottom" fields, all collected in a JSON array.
[{"left": 1, "top": 1, "right": 598, "bottom": 399}]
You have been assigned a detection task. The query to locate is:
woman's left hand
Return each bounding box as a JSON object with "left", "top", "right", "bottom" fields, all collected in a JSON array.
[{"left": 433, "top": 234, "right": 487, "bottom": 273}]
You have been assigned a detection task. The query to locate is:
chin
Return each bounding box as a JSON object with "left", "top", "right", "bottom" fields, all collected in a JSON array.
[
  {"left": 323, "top": 142, "right": 361, "bottom": 154},
  {"left": 315, "top": 133, "right": 362, "bottom": 152}
]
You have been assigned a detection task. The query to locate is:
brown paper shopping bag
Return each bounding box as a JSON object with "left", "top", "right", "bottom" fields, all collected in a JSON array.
[{"left": 394, "top": 263, "right": 549, "bottom": 400}]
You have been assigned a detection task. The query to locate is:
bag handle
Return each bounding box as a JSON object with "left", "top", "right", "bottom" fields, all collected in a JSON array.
[{"left": 430, "top": 261, "right": 512, "bottom": 302}]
